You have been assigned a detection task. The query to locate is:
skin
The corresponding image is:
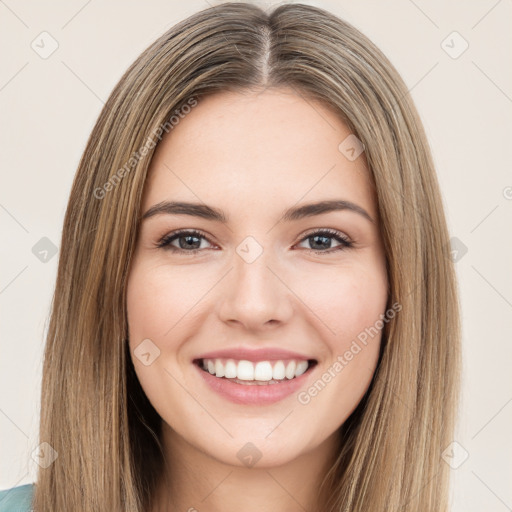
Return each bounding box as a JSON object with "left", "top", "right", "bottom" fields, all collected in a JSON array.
[{"left": 126, "top": 87, "right": 389, "bottom": 512}]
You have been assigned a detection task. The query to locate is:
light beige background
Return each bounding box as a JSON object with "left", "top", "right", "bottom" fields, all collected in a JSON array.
[{"left": 1, "top": 1, "right": 511, "bottom": 510}]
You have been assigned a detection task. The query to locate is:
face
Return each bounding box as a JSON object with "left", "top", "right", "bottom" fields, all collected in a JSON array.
[{"left": 126, "top": 88, "right": 388, "bottom": 468}]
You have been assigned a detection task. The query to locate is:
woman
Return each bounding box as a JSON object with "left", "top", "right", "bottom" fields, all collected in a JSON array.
[{"left": 1, "top": 2, "right": 461, "bottom": 511}]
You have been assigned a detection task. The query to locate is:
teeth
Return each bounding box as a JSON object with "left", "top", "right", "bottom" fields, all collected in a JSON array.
[
  {"left": 254, "top": 361, "right": 273, "bottom": 381},
  {"left": 215, "top": 359, "right": 225, "bottom": 378},
  {"left": 272, "top": 360, "right": 285, "bottom": 380},
  {"left": 237, "top": 360, "right": 254, "bottom": 380},
  {"left": 295, "top": 360, "right": 309, "bottom": 377},
  {"left": 199, "top": 358, "right": 312, "bottom": 382},
  {"left": 225, "top": 359, "right": 237, "bottom": 379},
  {"left": 285, "top": 360, "right": 296, "bottom": 379}
]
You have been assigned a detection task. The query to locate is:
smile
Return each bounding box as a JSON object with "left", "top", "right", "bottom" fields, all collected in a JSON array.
[
  {"left": 196, "top": 358, "right": 316, "bottom": 383},
  {"left": 193, "top": 358, "right": 318, "bottom": 404}
]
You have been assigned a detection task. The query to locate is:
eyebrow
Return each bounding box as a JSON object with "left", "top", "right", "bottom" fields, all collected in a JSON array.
[{"left": 141, "top": 199, "right": 374, "bottom": 224}]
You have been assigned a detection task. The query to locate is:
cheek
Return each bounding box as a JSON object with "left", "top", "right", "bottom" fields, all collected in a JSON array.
[
  {"left": 295, "top": 261, "right": 387, "bottom": 403},
  {"left": 126, "top": 267, "right": 163, "bottom": 342},
  {"left": 292, "top": 264, "right": 388, "bottom": 425},
  {"left": 126, "top": 261, "right": 205, "bottom": 342},
  {"left": 125, "top": 262, "right": 194, "bottom": 416},
  {"left": 296, "top": 261, "right": 388, "bottom": 344}
]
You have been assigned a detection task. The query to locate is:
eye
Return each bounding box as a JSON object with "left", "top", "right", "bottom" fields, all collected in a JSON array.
[
  {"left": 295, "top": 228, "right": 353, "bottom": 253},
  {"left": 156, "top": 228, "right": 353, "bottom": 255},
  {"left": 156, "top": 229, "right": 215, "bottom": 254}
]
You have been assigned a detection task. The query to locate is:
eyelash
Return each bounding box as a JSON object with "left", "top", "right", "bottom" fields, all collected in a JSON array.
[{"left": 155, "top": 228, "right": 353, "bottom": 255}]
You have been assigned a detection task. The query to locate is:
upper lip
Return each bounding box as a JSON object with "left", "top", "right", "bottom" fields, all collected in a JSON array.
[{"left": 193, "top": 347, "right": 316, "bottom": 363}]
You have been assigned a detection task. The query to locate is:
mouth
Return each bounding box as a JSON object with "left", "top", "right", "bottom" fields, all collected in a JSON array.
[{"left": 193, "top": 357, "right": 318, "bottom": 386}]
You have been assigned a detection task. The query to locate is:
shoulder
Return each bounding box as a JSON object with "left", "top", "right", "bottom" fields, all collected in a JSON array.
[{"left": 0, "top": 484, "right": 34, "bottom": 512}]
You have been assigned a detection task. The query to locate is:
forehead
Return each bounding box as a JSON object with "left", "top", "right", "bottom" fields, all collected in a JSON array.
[{"left": 142, "top": 88, "right": 376, "bottom": 220}]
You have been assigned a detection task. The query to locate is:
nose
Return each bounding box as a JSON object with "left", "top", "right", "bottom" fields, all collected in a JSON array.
[{"left": 217, "top": 248, "right": 294, "bottom": 332}]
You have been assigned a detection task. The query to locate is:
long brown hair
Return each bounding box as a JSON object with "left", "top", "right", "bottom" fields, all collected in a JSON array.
[{"left": 33, "top": 3, "right": 461, "bottom": 510}]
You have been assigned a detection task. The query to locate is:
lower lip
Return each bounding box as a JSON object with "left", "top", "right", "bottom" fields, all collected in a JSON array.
[{"left": 194, "top": 363, "right": 316, "bottom": 405}]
